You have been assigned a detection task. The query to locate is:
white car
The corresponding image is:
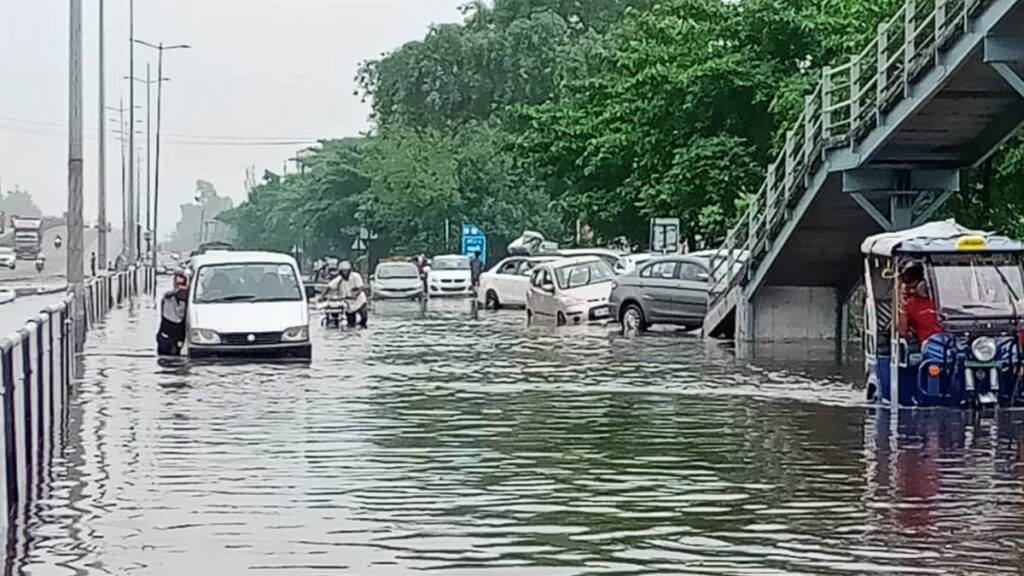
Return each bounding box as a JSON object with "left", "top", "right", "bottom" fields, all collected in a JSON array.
[
  {"left": 0, "top": 247, "right": 16, "bottom": 270},
  {"left": 427, "top": 255, "right": 473, "bottom": 297},
  {"left": 187, "top": 251, "right": 311, "bottom": 359},
  {"left": 613, "top": 253, "right": 656, "bottom": 275},
  {"left": 526, "top": 256, "right": 616, "bottom": 326},
  {"left": 558, "top": 248, "right": 627, "bottom": 272},
  {"left": 0, "top": 287, "right": 15, "bottom": 305},
  {"left": 372, "top": 261, "right": 424, "bottom": 300},
  {"left": 477, "top": 256, "right": 558, "bottom": 309}
]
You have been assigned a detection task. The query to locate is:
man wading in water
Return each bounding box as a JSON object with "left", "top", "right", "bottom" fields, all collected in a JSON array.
[{"left": 157, "top": 271, "right": 190, "bottom": 356}]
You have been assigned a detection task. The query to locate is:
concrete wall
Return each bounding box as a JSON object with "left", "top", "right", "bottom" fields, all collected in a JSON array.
[{"left": 738, "top": 286, "right": 838, "bottom": 342}]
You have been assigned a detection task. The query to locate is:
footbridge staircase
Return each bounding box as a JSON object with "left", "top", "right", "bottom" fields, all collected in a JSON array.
[{"left": 703, "top": 0, "right": 1024, "bottom": 341}]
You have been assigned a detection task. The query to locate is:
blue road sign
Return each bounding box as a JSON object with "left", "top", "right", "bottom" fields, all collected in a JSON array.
[{"left": 461, "top": 223, "right": 487, "bottom": 264}]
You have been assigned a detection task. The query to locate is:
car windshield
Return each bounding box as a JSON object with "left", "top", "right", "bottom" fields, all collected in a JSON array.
[
  {"left": 194, "top": 262, "right": 303, "bottom": 304},
  {"left": 554, "top": 260, "right": 615, "bottom": 290},
  {"left": 932, "top": 263, "right": 1024, "bottom": 318},
  {"left": 433, "top": 257, "right": 470, "bottom": 270},
  {"left": 377, "top": 263, "right": 419, "bottom": 279}
]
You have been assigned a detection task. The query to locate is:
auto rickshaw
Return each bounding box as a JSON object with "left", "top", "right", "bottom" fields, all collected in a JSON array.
[{"left": 862, "top": 220, "right": 1024, "bottom": 408}]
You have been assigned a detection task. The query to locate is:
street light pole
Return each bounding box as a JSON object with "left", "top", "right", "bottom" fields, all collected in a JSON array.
[
  {"left": 135, "top": 39, "right": 190, "bottom": 273},
  {"left": 97, "top": 0, "right": 107, "bottom": 269},
  {"left": 127, "top": 0, "right": 136, "bottom": 263},
  {"left": 126, "top": 68, "right": 168, "bottom": 261},
  {"left": 69, "top": 0, "right": 85, "bottom": 341}
]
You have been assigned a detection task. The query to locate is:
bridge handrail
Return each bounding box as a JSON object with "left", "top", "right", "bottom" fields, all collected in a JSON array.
[{"left": 707, "top": 0, "right": 988, "bottom": 311}]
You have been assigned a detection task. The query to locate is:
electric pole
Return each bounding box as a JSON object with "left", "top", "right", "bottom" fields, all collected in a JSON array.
[
  {"left": 69, "top": 0, "right": 85, "bottom": 340},
  {"left": 97, "top": 0, "right": 107, "bottom": 270},
  {"left": 127, "top": 0, "right": 136, "bottom": 262},
  {"left": 136, "top": 39, "right": 190, "bottom": 273}
]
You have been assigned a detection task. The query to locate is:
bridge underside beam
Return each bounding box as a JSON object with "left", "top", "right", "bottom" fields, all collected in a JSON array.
[{"left": 985, "top": 35, "right": 1024, "bottom": 97}]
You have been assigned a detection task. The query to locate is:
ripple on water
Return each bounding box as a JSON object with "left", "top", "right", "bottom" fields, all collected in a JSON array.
[{"left": 7, "top": 298, "right": 1024, "bottom": 575}]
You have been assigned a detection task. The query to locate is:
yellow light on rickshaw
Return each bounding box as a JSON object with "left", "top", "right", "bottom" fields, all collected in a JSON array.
[{"left": 956, "top": 236, "right": 987, "bottom": 251}]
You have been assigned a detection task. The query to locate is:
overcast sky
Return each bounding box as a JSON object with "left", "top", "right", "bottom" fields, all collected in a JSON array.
[{"left": 0, "top": 0, "right": 467, "bottom": 238}]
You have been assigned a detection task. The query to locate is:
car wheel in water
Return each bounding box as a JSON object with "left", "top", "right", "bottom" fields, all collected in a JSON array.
[
  {"left": 557, "top": 312, "right": 567, "bottom": 327},
  {"left": 486, "top": 290, "right": 501, "bottom": 311},
  {"left": 621, "top": 304, "right": 646, "bottom": 335},
  {"left": 526, "top": 308, "right": 534, "bottom": 325}
]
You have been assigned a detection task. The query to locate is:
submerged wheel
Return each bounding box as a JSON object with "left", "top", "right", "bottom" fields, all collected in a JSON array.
[
  {"left": 557, "top": 312, "right": 567, "bottom": 327},
  {"left": 526, "top": 308, "right": 534, "bottom": 325},
  {"left": 621, "top": 304, "right": 646, "bottom": 334},
  {"left": 486, "top": 290, "right": 501, "bottom": 311}
]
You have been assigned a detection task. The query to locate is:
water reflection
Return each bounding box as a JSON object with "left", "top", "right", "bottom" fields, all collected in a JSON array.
[{"left": 6, "top": 300, "right": 1024, "bottom": 574}]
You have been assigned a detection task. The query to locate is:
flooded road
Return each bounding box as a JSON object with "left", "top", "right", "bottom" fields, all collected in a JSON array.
[{"left": 11, "top": 298, "right": 1024, "bottom": 575}]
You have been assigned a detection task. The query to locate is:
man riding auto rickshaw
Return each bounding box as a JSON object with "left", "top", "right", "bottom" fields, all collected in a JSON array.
[{"left": 863, "top": 220, "right": 1024, "bottom": 408}]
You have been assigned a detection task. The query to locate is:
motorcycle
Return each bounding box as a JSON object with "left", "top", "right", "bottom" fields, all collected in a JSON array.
[
  {"left": 320, "top": 298, "right": 347, "bottom": 328},
  {"left": 34, "top": 256, "right": 45, "bottom": 273}
]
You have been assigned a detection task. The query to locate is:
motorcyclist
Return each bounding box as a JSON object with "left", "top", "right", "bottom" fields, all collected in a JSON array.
[
  {"left": 157, "top": 271, "right": 190, "bottom": 356},
  {"left": 324, "top": 260, "right": 368, "bottom": 328}
]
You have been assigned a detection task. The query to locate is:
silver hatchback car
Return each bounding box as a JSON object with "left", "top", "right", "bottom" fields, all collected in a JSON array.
[{"left": 607, "top": 256, "right": 710, "bottom": 332}]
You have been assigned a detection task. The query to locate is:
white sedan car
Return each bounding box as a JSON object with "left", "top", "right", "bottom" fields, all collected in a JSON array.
[
  {"left": 526, "top": 256, "right": 616, "bottom": 326},
  {"left": 427, "top": 255, "right": 473, "bottom": 297},
  {"left": 477, "top": 256, "right": 558, "bottom": 310}
]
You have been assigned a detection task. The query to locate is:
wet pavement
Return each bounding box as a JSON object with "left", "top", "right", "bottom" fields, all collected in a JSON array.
[{"left": 9, "top": 298, "right": 1024, "bottom": 575}]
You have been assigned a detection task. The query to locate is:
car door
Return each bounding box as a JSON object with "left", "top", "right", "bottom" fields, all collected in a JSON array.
[
  {"left": 491, "top": 258, "right": 521, "bottom": 301},
  {"left": 673, "top": 260, "right": 711, "bottom": 322},
  {"left": 527, "top": 267, "right": 549, "bottom": 315},
  {"left": 510, "top": 259, "right": 541, "bottom": 306},
  {"left": 638, "top": 261, "right": 679, "bottom": 322}
]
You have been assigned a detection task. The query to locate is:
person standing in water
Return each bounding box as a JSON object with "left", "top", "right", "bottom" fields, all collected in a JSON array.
[{"left": 157, "top": 271, "right": 190, "bottom": 356}]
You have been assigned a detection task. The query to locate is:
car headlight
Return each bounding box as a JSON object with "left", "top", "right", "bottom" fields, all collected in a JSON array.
[
  {"left": 281, "top": 325, "right": 309, "bottom": 342},
  {"left": 190, "top": 328, "right": 221, "bottom": 345},
  {"left": 972, "top": 337, "right": 997, "bottom": 362}
]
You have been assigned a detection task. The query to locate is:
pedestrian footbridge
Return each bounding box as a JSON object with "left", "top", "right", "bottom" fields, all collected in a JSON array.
[{"left": 704, "top": 0, "right": 1024, "bottom": 342}]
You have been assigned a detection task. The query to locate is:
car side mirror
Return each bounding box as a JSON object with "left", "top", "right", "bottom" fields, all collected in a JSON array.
[{"left": 697, "top": 272, "right": 710, "bottom": 282}]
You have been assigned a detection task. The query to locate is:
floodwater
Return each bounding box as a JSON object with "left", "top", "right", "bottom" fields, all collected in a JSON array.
[{"left": 9, "top": 298, "right": 1024, "bottom": 575}]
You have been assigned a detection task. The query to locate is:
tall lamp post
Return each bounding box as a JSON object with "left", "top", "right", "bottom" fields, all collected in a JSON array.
[
  {"left": 126, "top": 66, "right": 170, "bottom": 260},
  {"left": 134, "top": 39, "right": 190, "bottom": 272}
]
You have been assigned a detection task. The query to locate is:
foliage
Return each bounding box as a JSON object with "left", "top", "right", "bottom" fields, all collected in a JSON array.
[
  {"left": 227, "top": 0, "right": 1023, "bottom": 261},
  {"left": 0, "top": 187, "right": 43, "bottom": 219},
  {"left": 165, "top": 180, "right": 234, "bottom": 252},
  {"left": 361, "top": 122, "right": 562, "bottom": 255}
]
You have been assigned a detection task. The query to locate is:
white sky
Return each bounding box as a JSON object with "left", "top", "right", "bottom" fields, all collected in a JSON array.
[{"left": 0, "top": 0, "right": 467, "bottom": 238}]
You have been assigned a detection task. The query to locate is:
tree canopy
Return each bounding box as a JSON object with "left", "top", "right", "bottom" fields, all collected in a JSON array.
[{"left": 224, "top": 0, "right": 1023, "bottom": 262}]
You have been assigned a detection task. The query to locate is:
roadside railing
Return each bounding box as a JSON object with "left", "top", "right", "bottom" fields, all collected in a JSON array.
[
  {"left": 707, "top": 0, "right": 993, "bottom": 312},
  {"left": 0, "top": 265, "right": 154, "bottom": 530}
]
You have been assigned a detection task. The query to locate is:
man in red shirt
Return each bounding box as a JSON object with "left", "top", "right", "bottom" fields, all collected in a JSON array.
[{"left": 898, "top": 262, "right": 943, "bottom": 344}]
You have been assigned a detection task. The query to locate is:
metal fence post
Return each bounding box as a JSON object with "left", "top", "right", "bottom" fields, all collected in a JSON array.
[{"left": 0, "top": 340, "right": 15, "bottom": 517}]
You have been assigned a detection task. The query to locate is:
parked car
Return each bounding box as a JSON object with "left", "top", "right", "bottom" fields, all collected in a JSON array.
[
  {"left": 557, "top": 248, "right": 626, "bottom": 271},
  {"left": 0, "top": 287, "right": 15, "bottom": 305},
  {"left": 372, "top": 261, "right": 424, "bottom": 300},
  {"left": 187, "top": 251, "right": 311, "bottom": 359},
  {"left": 478, "top": 256, "right": 559, "bottom": 309},
  {"left": 613, "top": 253, "right": 656, "bottom": 275},
  {"left": 427, "top": 255, "right": 473, "bottom": 297},
  {"left": 608, "top": 256, "right": 710, "bottom": 333},
  {"left": 526, "top": 256, "right": 616, "bottom": 325},
  {"left": 0, "top": 247, "right": 16, "bottom": 270}
]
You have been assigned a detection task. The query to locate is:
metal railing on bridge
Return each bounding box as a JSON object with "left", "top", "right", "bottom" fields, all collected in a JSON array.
[
  {"left": 0, "top": 266, "right": 155, "bottom": 531},
  {"left": 707, "top": 0, "right": 993, "bottom": 318}
]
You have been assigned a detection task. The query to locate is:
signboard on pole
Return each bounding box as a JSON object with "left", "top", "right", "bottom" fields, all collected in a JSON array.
[
  {"left": 461, "top": 222, "right": 487, "bottom": 263},
  {"left": 650, "top": 217, "right": 680, "bottom": 254}
]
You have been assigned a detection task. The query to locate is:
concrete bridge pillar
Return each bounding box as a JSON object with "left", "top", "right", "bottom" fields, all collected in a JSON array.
[{"left": 737, "top": 286, "right": 838, "bottom": 342}]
